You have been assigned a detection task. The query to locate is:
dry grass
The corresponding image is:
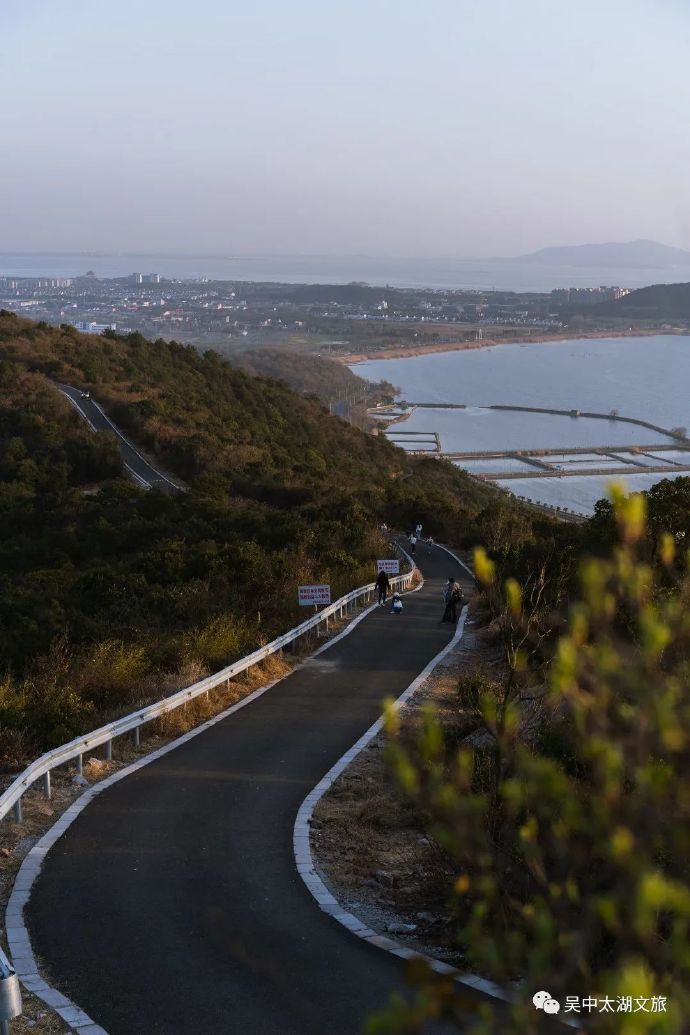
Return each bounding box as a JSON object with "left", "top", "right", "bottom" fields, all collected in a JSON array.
[
  {"left": 0, "top": 606, "right": 363, "bottom": 1033},
  {"left": 311, "top": 608, "right": 497, "bottom": 960},
  {"left": 7, "top": 999, "right": 70, "bottom": 1034}
]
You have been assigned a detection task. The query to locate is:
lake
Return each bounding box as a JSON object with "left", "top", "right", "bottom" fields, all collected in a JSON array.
[
  {"left": 497, "top": 471, "right": 689, "bottom": 516},
  {"left": 354, "top": 336, "right": 690, "bottom": 514},
  {"left": 3, "top": 252, "right": 690, "bottom": 292},
  {"left": 384, "top": 407, "right": 673, "bottom": 454}
]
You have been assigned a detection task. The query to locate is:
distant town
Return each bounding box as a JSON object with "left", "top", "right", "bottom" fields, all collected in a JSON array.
[{"left": 0, "top": 271, "right": 669, "bottom": 359}]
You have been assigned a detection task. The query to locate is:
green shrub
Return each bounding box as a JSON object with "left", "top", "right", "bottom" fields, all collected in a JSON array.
[{"left": 379, "top": 489, "right": 690, "bottom": 1033}]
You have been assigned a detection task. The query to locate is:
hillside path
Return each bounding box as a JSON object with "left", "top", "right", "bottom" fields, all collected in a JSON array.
[
  {"left": 27, "top": 548, "right": 473, "bottom": 1035},
  {"left": 58, "top": 383, "right": 182, "bottom": 493}
]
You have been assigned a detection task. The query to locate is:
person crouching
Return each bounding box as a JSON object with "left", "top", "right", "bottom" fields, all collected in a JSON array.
[{"left": 390, "top": 592, "right": 403, "bottom": 614}]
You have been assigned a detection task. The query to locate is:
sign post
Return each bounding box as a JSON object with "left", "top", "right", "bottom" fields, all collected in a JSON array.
[
  {"left": 298, "top": 584, "right": 331, "bottom": 637},
  {"left": 377, "top": 559, "right": 400, "bottom": 575},
  {"left": 298, "top": 584, "right": 331, "bottom": 607}
]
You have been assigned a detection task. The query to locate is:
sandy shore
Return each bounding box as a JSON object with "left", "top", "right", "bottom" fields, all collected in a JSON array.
[{"left": 341, "top": 327, "right": 681, "bottom": 365}]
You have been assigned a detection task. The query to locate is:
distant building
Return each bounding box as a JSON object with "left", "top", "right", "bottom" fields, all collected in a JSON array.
[
  {"left": 0, "top": 276, "right": 73, "bottom": 291},
  {"left": 551, "top": 285, "right": 631, "bottom": 306},
  {"left": 130, "top": 272, "right": 160, "bottom": 284},
  {"left": 461, "top": 303, "right": 486, "bottom": 320},
  {"left": 72, "top": 321, "right": 116, "bottom": 334}
]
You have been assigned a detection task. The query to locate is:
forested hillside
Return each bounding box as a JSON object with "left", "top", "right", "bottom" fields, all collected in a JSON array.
[
  {"left": 231, "top": 348, "right": 395, "bottom": 409},
  {"left": 589, "top": 281, "right": 690, "bottom": 320},
  {"left": 0, "top": 312, "right": 522, "bottom": 757}
]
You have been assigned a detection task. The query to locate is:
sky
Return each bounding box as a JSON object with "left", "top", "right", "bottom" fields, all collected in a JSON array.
[{"left": 1, "top": 0, "right": 689, "bottom": 258}]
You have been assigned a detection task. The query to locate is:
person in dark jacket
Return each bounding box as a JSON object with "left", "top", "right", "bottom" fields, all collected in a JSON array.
[
  {"left": 375, "top": 568, "right": 391, "bottom": 605},
  {"left": 441, "top": 576, "right": 463, "bottom": 623}
]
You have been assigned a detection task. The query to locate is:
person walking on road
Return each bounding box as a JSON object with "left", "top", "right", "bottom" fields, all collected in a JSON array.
[
  {"left": 409, "top": 534, "right": 417, "bottom": 555},
  {"left": 441, "top": 576, "right": 463, "bottom": 623},
  {"left": 426, "top": 535, "right": 434, "bottom": 555},
  {"left": 415, "top": 522, "right": 423, "bottom": 538},
  {"left": 375, "top": 568, "right": 391, "bottom": 606}
]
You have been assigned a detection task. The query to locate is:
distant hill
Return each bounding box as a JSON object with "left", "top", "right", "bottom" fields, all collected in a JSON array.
[
  {"left": 508, "top": 240, "right": 690, "bottom": 268},
  {"left": 230, "top": 349, "right": 396, "bottom": 412},
  {"left": 231, "top": 349, "right": 370, "bottom": 403},
  {"left": 588, "top": 281, "right": 690, "bottom": 320}
]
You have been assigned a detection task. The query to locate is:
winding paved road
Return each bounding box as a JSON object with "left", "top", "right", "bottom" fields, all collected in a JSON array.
[
  {"left": 27, "top": 550, "right": 473, "bottom": 1034},
  {"left": 58, "top": 384, "right": 182, "bottom": 493}
]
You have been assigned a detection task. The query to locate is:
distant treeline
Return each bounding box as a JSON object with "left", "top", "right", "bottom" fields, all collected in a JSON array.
[
  {"left": 584, "top": 281, "right": 690, "bottom": 321},
  {"left": 230, "top": 348, "right": 396, "bottom": 407}
]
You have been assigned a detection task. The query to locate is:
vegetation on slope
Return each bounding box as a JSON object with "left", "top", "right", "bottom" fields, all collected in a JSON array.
[
  {"left": 376, "top": 484, "right": 690, "bottom": 1033},
  {"left": 588, "top": 281, "right": 690, "bottom": 321},
  {"left": 0, "top": 311, "right": 533, "bottom": 759},
  {"left": 231, "top": 347, "right": 396, "bottom": 410}
]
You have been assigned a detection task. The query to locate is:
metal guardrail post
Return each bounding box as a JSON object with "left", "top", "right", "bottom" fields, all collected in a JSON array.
[
  {"left": 76, "top": 753, "right": 83, "bottom": 777},
  {"left": 0, "top": 949, "right": 22, "bottom": 1031},
  {"left": 105, "top": 740, "right": 113, "bottom": 762},
  {"left": 1, "top": 552, "right": 416, "bottom": 827}
]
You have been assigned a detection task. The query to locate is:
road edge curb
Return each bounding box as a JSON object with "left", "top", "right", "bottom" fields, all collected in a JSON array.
[
  {"left": 4, "top": 578, "right": 415, "bottom": 1033},
  {"left": 293, "top": 600, "right": 511, "bottom": 1005}
]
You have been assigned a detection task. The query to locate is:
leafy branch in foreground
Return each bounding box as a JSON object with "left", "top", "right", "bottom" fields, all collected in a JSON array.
[{"left": 375, "top": 487, "right": 690, "bottom": 1034}]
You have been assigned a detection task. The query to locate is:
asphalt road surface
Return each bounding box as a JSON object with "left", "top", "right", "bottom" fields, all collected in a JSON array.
[
  {"left": 58, "top": 383, "right": 182, "bottom": 493},
  {"left": 27, "top": 549, "right": 474, "bottom": 1035}
]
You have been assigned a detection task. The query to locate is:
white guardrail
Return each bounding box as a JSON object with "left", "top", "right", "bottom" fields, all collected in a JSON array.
[
  {"left": 0, "top": 945, "right": 21, "bottom": 1033},
  {"left": 0, "top": 549, "right": 415, "bottom": 826}
]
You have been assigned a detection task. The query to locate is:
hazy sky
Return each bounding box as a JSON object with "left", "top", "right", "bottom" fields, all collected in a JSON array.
[{"left": 1, "top": 0, "right": 689, "bottom": 257}]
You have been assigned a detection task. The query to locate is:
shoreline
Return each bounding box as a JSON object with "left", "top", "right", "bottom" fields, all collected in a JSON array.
[{"left": 341, "top": 327, "right": 686, "bottom": 365}]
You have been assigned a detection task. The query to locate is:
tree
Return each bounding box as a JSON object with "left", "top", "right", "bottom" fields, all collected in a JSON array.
[{"left": 377, "top": 489, "right": 690, "bottom": 1034}]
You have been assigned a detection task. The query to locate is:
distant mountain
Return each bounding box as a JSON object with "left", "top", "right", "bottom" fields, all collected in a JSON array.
[{"left": 507, "top": 240, "right": 690, "bottom": 269}]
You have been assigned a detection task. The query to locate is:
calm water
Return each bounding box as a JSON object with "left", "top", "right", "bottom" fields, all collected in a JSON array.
[
  {"left": 355, "top": 336, "right": 690, "bottom": 513},
  {"left": 3, "top": 252, "right": 690, "bottom": 291},
  {"left": 355, "top": 336, "right": 690, "bottom": 430},
  {"left": 386, "top": 407, "right": 673, "bottom": 454},
  {"left": 498, "top": 471, "right": 689, "bottom": 517}
]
